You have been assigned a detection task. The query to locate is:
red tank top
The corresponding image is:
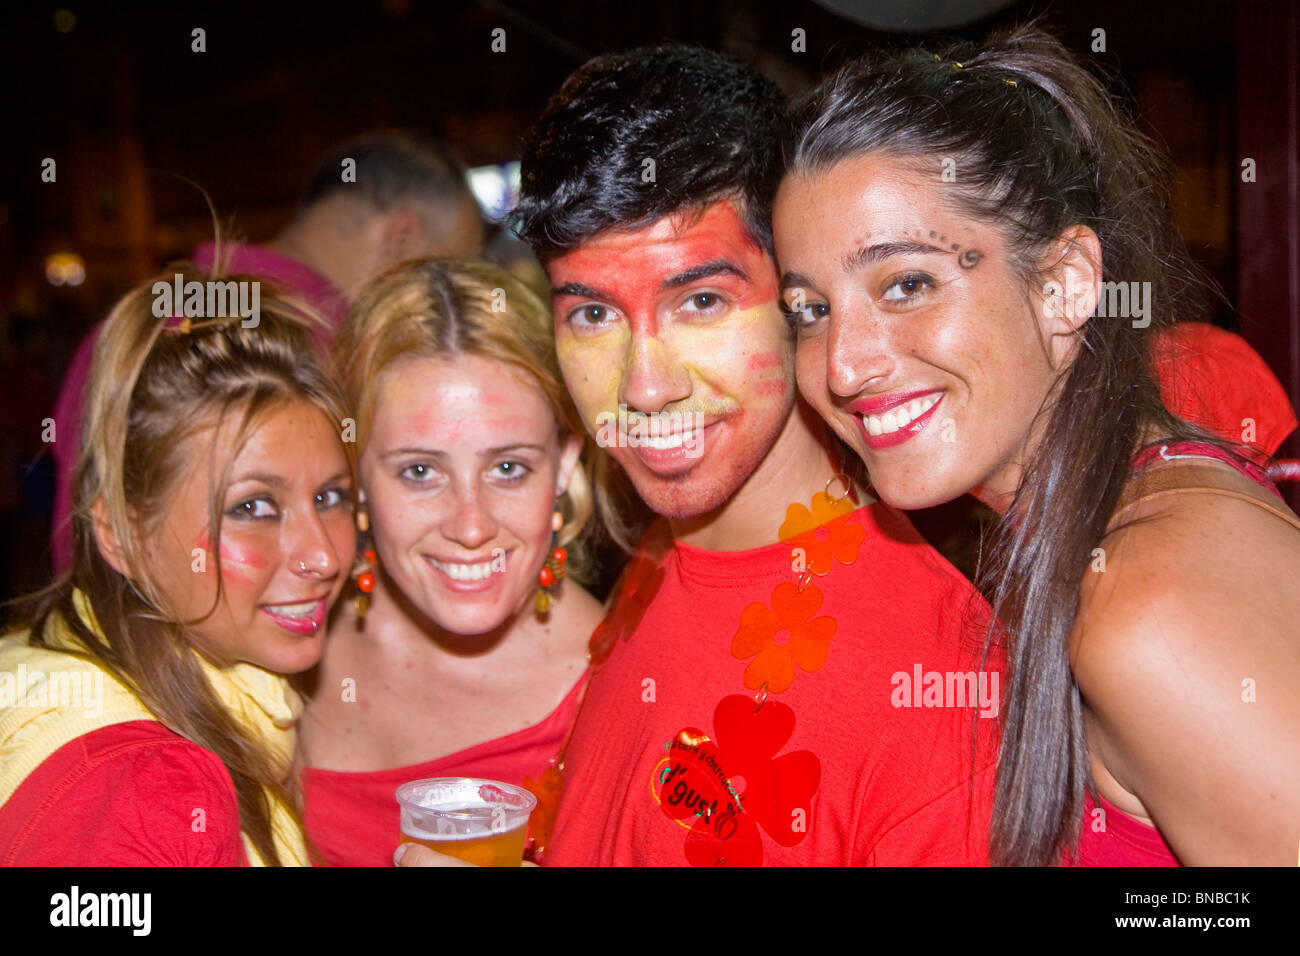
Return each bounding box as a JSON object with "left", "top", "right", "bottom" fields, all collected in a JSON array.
[
  {"left": 1069, "top": 439, "right": 1297, "bottom": 866},
  {"left": 302, "top": 671, "right": 588, "bottom": 867}
]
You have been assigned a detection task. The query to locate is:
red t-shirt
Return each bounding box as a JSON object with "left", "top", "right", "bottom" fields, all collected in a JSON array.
[
  {"left": 302, "top": 672, "right": 588, "bottom": 867},
  {"left": 546, "top": 503, "right": 1002, "bottom": 866},
  {"left": 0, "top": 720, "right": 247, "bottom": 866},
  {"left": 1152, "top": 322, "right": 1297, "bottom": 455},
  {"left": 48, "top": 243, "right": 346, "bottom": 574}
]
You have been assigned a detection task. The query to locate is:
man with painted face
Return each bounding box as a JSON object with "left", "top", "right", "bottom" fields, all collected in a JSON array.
[{"left": 511, "top": 45, "right": 1001, "bottom": 866}]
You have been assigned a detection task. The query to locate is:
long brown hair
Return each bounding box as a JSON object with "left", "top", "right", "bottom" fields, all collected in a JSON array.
[
  {"left": 11, "top": 263, "right": 353, "bottom": 865},
  {"left": 788, "top": 24, "right": 1239, "bottom": 865}
]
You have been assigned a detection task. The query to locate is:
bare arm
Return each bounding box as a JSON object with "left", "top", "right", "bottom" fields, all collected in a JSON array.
[{"left": 1073, "top": 489, "right": 1300, "bottom": 865}]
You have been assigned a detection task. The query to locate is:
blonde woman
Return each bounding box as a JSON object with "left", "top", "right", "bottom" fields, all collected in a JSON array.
[
  {"left": 0, "top": 266, "right": 357, "bottom": 865},
  {"left": 298, "top": 259, "right": 605, "bottom": 866}
]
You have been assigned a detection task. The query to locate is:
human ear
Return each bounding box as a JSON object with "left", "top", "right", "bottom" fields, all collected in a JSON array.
[
  {"left": 90, "top": 496, "right": 133, "bottom": 578},
  {"left": 379, "top": 208, "right": 427, "bottom": 264},
  {"left": 554, "top": 433, "right": 584, "bottom": 497},
  {"left": 1034, "top": 225, "right": 1103, "bottom": 368}
]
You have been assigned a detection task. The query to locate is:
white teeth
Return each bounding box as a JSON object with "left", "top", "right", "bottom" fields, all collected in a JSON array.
[
  {"left": 431, "top": 558, "right": 494, "bottom": 581},
  {"left": 860, "top": 393, "right": 942, "bottom": 437},
  {"left": 638, "top": 427, "right": 700, "bottom": 450},
  {"left": 267, "top": 600, "right": 318, "bottom": 617}
]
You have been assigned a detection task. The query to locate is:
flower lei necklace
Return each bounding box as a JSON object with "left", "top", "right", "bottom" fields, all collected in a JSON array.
[{"left": 523, "top": 471, "right": 865, "bottom": 865}]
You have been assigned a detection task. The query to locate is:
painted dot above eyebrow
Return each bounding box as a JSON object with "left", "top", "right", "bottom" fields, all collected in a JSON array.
[
  {"left": 951, "top": 244, "right": 960, "bottom": 251},
  {"left": 929, "top": 230, "right": 938, "bottom": 239}
]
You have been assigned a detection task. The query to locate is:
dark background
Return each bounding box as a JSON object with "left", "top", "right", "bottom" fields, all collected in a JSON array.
[{"left": 1, "top": 0, "right": 1297, "bottom": 606}]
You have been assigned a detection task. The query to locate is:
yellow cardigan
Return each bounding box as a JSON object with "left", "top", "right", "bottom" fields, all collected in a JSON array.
[{"left": 0, "top": 589, "right": 311, "bottom": 865}]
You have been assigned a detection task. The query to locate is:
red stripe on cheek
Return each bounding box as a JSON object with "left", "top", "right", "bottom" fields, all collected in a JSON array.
[
  {"left": 218, "top": 542, "right": 265, "bottom": 568},
  {"left": 747, "top": 352, "right": 783, "bottom": 372},
  {"left": 754, "top": 379, "right": 789, "bottom": 397},
  {"left": 194, "top": 532, "right": 260, "bottom": 584}
]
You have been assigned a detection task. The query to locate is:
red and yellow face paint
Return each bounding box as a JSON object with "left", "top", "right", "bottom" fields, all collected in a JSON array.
[{"left": 547, "top": 201, "right": 795, "bottom": 521}]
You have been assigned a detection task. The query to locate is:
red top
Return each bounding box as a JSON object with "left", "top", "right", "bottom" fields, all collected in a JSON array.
[
  {"left": 1070, "top": 793, "right": 1179, "bottom": 866},
  {"left": 0, "top": 720, "right": 247, "bottom": 866},
  {"left": 302, "top": 671, "right": 589, "bottom": 867},
  {"left": 1151, "top": 321, "right": 1297, "bottom": 455},
  {"left": 48, "top": 242, "right": 346, "bottom": 574},
  {"left": 547, "top": 503, "right": 1002, "bottom": 866},
  {"left": 1068, "top": 438, "right": 1289, "bottom": 867}
]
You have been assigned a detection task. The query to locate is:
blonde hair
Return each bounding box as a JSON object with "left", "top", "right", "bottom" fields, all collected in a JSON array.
[
  {"left": 335, "top": 258, "right": 597, "bottom": 571},
  {"left": 17, "top": 261, "right": 353, "bottom": 865}
]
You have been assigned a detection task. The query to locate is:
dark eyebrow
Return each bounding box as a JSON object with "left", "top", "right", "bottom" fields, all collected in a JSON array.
[
  {"left": 780, "top": 271, "right": 819, "bottom": 293},
  {"left": 550, "top": 281, "right": 608, "bottom": 301},
  {"left": 660, "top": 258, "right": 750, "bottom": 290},
  {"left": 842, "top": 240, "right": 946, "bottom": 272}
]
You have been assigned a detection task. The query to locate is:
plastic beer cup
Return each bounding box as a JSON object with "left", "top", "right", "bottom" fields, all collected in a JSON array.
[{"left": 396, "top": 777, "right": 537, "bottom": 867}]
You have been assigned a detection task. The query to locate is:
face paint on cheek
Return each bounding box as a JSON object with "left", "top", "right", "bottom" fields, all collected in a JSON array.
[
  {"left": 214, "top": 539, "right": 267, "bottom": 585},
  {"left": 746, "top": 350, "right": 790, "bottom": 398},
  {"left": 193, "top": 531, "right": 259, "bottom": 587},
  {"left": 754, "top": 379, "right": 789, "bottom": 397},
  {"left": 562, "top": 341, "right": 625, "bottom": 432}
]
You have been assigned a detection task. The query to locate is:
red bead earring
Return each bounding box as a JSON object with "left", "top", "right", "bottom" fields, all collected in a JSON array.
[
  {"left": 353, "top": 490, "right": 376, "bottom": 624},
  {"left": 535, "top": 510, "right": 567, "bottom": 614}
]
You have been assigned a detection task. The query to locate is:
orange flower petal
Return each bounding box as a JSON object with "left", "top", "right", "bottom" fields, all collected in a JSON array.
[
  {"left": 731, "top": 601, "right": 779, "bottom": 658},
  {"left": 803, "top": 538, "right": 834, "bottom": 576},
  {"left": 790, "top": 615, "right": 837, "bottom": 673},
  {"left": 829, "top": 523, "right": 866, "bottom": 565},
  {"left": 808, "top": 490, "right": 854, "bottom": 525},
  {"left": 770, "top": 580, "right": 824, "bottom": 623},
  {"left": 778, "top": 502, "right": 817, "bottom": 542},
  {"left": 744, "top": 644, "right": 796, "bottom": 693}
]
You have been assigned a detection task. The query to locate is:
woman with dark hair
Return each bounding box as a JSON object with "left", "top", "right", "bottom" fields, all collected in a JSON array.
[{"left": 773, "top": 25, "right": 1300, "bottom": 865}]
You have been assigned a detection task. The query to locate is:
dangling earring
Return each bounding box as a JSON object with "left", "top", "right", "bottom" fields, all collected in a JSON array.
[
  {"left": 353, "top": 490, "right": 376, "bottom": 624},
  {"left": 534, "top": 509, "right": 567, "bottom": 615},
  {"left": 353, "top": 548, "right": 377, "bottom": 623}
]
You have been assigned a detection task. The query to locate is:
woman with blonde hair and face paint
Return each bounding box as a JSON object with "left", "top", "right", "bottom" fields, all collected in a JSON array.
[
  {"left": 297, "top": 258, "right": 605, "bottom": 866},
  {"left": 774, "top": 24, "right": 1300, "bottom": 866},
  {"left": 0, "top": 265, "right": 357, "bottom": 865}
]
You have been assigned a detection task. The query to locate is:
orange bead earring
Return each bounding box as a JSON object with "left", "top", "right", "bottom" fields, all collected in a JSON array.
[
  {"left": 534, "top": 510, "right": 567, "bottom": 615},
  {"left": 353, "top": 490, "right": 376, "bottom": 624}
]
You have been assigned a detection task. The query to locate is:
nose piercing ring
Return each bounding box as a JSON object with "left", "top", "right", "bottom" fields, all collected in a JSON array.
[{"left": 299, "top": 561, "right": 307, "bottom": 572}]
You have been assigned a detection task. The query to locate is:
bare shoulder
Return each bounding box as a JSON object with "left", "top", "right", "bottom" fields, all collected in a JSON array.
[
  {"left": 1070, "top": 465, "right": 1300, "bottom": 863},
  {"left": 1074, "top": 465, "right": 1300, "bottom": 681}
]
